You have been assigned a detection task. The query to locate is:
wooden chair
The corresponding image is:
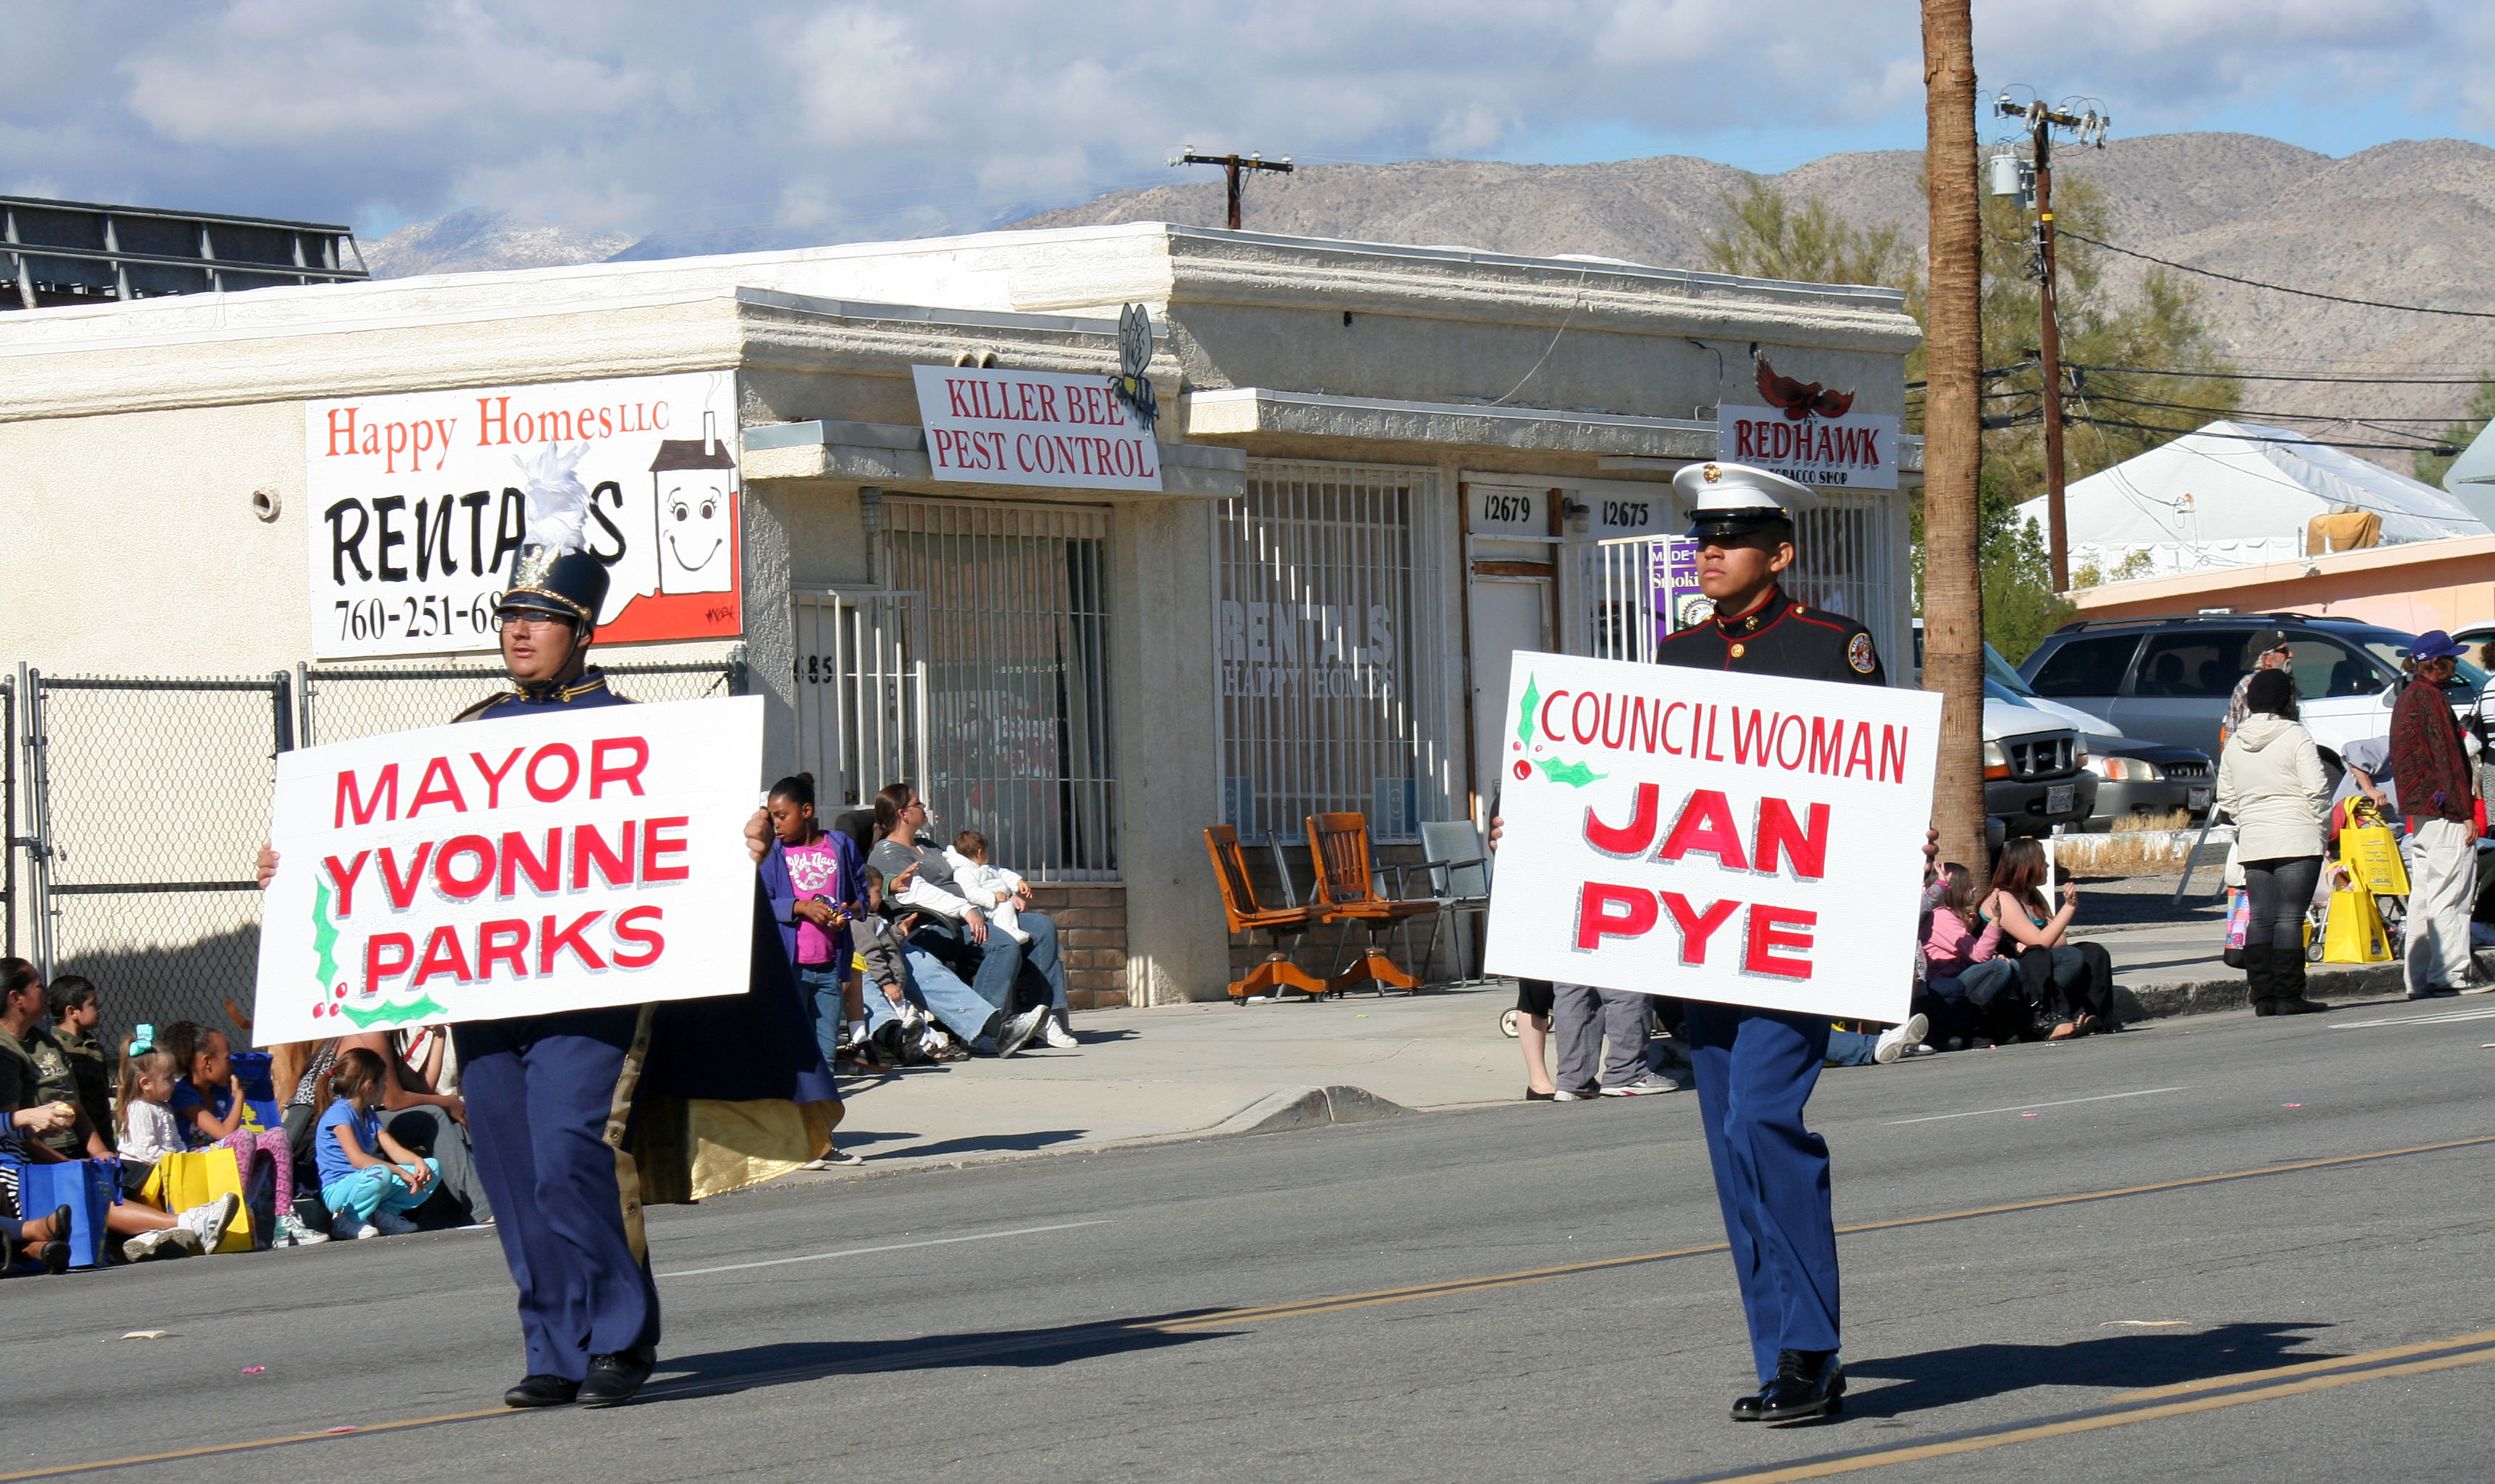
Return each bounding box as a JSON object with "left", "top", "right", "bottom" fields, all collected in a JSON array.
[
  {"left": 1204, "top": 826, "right": 1330, "bottom": 1002},
  {"left": 1305, "top": 812, "right": 1438, "bottom": 994}
]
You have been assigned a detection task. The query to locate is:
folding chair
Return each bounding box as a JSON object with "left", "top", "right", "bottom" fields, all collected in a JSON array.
[
  {"left": 1305, "top": 812, "right": 1438, "bottom": 994},
  {"left": 1413, "top": 819, "right": 1496, "bottom": 987},
  {"left": 1203, "top": 826, "right": 1329, "bottom": 1002}
]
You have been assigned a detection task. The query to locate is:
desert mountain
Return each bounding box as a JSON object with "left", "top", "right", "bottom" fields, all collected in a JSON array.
[
  {"left": 1012, "top": 132, "right": 2495, "bottom": 458},
  {"left": 358, "top": 209, "right": 638, "bottom": 279}
]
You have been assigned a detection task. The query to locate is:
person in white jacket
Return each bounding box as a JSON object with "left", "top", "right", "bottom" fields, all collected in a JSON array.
[{"left": 2214, "top": 668, "right": 2331, "bottom": 1016}]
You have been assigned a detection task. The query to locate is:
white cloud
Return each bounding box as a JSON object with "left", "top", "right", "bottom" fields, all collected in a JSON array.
[{"left": 0, "top": 0, "right": 2486, "bottom": 246}]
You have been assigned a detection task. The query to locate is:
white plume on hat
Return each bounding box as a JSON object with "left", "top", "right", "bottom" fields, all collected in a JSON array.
[{"left": 515, "top": 442, "right": 591, "bottom": 557}]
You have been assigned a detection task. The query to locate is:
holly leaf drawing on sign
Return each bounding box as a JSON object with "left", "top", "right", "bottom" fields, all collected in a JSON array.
[
  {"left": 1517, "top": 674, "right": 1541, "bottom": 749},
  {"left": 310, "top": 879, "right": 341, "bottom": 1003},
  {"left": 1537, "top": 757, "right": 1608, "bottom": 788}
]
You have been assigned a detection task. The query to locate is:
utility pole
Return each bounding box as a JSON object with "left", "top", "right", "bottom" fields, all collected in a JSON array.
[
  {"left": 1924, "top": 0, "right": 1990, "bottom": 886},
  {"left": 1993, "top": 95, "right": 2110, "bottom": 593},
  {"left": 1170, "top": 147, "right": 1294, "bottom": 229}
]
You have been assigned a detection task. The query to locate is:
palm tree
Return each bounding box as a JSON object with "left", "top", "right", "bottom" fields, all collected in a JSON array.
[{"left": 1921, "top": 0, "right": 1989, "bottom": 887}]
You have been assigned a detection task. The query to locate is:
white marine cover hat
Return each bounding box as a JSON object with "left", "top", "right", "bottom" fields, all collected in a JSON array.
[{"left": 1672, "top": 461, "right": 1820, "bottom": 539}]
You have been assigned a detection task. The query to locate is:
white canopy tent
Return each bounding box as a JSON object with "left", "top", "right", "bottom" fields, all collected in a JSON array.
[
  {"left": 2443, "top": 416, "right": 2495, "bottom": 520},
  {"left": 2020, "top": 419, "right": 2488, "bottom": 580}
]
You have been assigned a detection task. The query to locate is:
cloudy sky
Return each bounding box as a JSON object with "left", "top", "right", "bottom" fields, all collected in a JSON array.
[{"left": 5, "top": 0, "right": 2489, "bottom": 247}]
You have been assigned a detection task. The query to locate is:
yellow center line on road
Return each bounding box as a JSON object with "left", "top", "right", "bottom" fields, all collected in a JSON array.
[
  {"left": 1673, "top": 1335, "right": 2495, "bottom": 1483},
  {"left": 9, "top": 1132, "right": 2494, "bottom": 1482}
]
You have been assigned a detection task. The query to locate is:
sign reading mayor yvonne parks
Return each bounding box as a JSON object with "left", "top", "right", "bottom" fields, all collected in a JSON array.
[
  {"left": 251, "top": 697, "right": 764, "bottom": 1047},
  {"left": 1481, "top": 652, "right": 1938, "bottom": 1023},
  {"left": 913, "top": 364, "right": 1162, "bottom": 492},
  {"left": 305, "top": 372, "right": 743, "bottom": 660}
]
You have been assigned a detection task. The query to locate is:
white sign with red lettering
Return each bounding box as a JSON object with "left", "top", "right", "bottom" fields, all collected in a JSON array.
[
  {"left": 251, "top": 697, "right": 764, "bottom": 1047},
  {"left": 1717, "top": 404, "right": 1899, "bottom": 489},
  {"left": 1481, "top": 651, "right": 1938, "bottom": 1021},
  {"left": 911, "top": 364, "right": 1162, "bottom": 492}
]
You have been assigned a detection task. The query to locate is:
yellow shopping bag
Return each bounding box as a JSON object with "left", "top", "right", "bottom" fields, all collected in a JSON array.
[
  {"left": 2341, "top": 803, "right": 2411, "bottom": 896},
  {"left": 139, "top": 1148, "right": 254, "bottom": 1253},
  {"left": 2320, "top": 883, "right": 2394, "bottom": 964}
]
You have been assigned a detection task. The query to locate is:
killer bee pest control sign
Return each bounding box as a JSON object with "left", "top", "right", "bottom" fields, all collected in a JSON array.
[
  {"left": 1482, "top": 651, "right": 1938, "bottom": 1022},
  {"left": 305, "top": 372, "right": 743, "bottom": 659},
  {"left": 251, "top": 697, "right": 763, "bottom": 1044}
]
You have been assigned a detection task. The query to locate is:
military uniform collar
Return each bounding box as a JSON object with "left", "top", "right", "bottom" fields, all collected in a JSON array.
[
  {"left": 514, "top": 666, "right": 612, "bottom": 705},
  {"left": 1712, "top": 586, "right": 1793, "bottom": 637}
]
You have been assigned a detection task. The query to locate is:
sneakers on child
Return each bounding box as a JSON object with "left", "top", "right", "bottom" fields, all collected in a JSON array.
[
  {"left": 123, "top": 1227, "right": 199, "bottom": 1262},
  {"left": 1873, "top": 1013, "right": 1930, "bottom": 1065},
  {"left": 178, "top": 1192, "right": 240, "bottom": 1252},
  {"left": 1039, "top": 1011, "right": 1079, "bottom": 1049},
  {"left": 370, "top": 1210, "right": 422, "bottom": 1237},
  {"left": 332, "top": 1214, "right": 380, "bottom": 1241},
  {"left": 274, "top": 1212, "right": 331, "bottom": 1247}
]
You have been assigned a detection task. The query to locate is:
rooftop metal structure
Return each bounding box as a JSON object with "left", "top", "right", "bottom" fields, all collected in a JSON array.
[{"left": 1, "top": 194, "right": 365, "bottom": 310}]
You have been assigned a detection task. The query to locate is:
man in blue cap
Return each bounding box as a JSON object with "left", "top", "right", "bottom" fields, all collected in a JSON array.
[{"left": 2389, "top": 629, "right": 2484, "bottom": 998}]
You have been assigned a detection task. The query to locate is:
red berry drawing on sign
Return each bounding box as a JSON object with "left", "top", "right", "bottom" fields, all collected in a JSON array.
[{"left": 1513, "top": 760, "right": 1530, "bottom": 780}]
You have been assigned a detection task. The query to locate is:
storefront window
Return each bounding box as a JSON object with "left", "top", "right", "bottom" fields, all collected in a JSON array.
[
  {"left": 883, "top": 498, "right": 1116, "bottom": 881},
  {"left": 1217, "top": 461, "right": 1450, "bottom": 844}
]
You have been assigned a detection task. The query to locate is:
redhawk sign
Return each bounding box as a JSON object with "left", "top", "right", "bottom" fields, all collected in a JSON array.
[{"left": 1717, "top": 404, "right": 1899, "bottom": 489}]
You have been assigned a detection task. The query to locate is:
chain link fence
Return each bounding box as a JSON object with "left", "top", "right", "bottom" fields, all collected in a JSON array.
[
  {"left": 30, "top": 673, "right": 291, "bottom": 1047},
  {"left": 298, "top": 654, "right": 745, "bottom": 745},
  {"left": 2, "top": 675, "right": 15, "bottom": 960}
]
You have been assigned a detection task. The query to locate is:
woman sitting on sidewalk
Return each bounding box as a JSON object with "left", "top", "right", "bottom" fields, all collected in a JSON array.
[
  {"left": 2216, "top": 667, "right": 2330, "bottom": 1016},
  {"left": 1982, "top": 839, "right": 2117, "bottom": 1039}
]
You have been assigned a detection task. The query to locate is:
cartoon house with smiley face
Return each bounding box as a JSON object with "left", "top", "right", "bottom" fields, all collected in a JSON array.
[{"left": 648, "top": 411, "right": 736, "bottom": 595}]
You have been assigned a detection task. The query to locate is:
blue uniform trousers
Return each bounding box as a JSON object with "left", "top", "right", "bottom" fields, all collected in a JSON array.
[
  {"left": 1683, "top": 1000, "right": 1839, "bottom": 1383},
  {"left": 454, "top": 1006, "right": 659, "bottom": 1382}
]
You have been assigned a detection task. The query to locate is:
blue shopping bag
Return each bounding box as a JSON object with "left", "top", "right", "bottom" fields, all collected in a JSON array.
[
  {"left": 227, "top": 1051, "right": 285, "bottom": 1134},
  {"left": 14, "top": 1157, "right": 120, "bottom": 1270}
]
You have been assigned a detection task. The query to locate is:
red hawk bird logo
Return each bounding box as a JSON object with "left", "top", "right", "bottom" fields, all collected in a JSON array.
[{"left": 1756, "top": 356, "right": 1856, "bottom": 421}]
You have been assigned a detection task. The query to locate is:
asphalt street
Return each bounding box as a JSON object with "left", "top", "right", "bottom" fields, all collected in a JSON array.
[{"left": 9, "top": 998, "right": 2495, "bottom": 1484}]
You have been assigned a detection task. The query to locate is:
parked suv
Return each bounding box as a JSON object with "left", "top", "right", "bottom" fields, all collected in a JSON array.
[{"left": 2019, "top": 614, "right": 2486, "bottom": 777}]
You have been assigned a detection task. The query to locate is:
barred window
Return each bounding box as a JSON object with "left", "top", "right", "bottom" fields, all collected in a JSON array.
[
  {"left": 1216, "top": 460, "right": 1451, "bottom": 844},
  {"left": 881, "top": 498, "right": 1116, "bottom": 881}
]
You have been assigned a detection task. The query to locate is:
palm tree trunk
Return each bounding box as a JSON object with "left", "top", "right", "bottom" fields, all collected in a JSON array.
[{"left": 1922, "top": 0, "right": 1990, "bottom": 889}]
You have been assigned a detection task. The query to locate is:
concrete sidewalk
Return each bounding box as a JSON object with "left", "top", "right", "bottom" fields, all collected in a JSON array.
[{"left": 783, "top": 920, "right": 2469, "bottom": 1187}]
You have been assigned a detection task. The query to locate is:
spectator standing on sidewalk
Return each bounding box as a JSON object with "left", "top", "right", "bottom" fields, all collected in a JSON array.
[
  {"left": 2221, "top": 640, "right": 2295, "bottom": 746},
  {"left": 1551, "top": 982, "right": 1678, "bottom": 1099},
  {"left": 2389, "top": 630, "right": 2484, "bottom": 998},
  {"left": 2216, "top": 668, "right": 2330, "bottom": 1016}
]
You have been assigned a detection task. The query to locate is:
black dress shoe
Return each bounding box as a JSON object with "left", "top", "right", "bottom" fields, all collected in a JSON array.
[
  {"left": 1731, "top": 1389, "right": 1766, "bottom": 1421},
  {"left": 1756, "top": 1349, "right": 1845, "bottom": 1423},
  {"left": 43, "top": 1206, "right": 72, "bottom": 1274},
  {"left": 579, "top": 1346, "right": 657, "bottom": 1407},
  {"left": 2273, "top": 998, "right": 2327, "bottom": 1016},
  {"left": 502, "top": 1374, "right": 580, "bottom": 1408}
]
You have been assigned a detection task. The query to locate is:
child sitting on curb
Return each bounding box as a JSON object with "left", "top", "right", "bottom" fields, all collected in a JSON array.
[{"left": 316, "top": 1049, "right": 439, "bottom": 1239}]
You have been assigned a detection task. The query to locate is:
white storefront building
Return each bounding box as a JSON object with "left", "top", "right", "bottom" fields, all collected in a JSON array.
[{"left": 0, "top": 222, "right": 1919, "bottom": 1019}]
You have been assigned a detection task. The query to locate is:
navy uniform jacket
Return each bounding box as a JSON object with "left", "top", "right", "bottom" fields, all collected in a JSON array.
[
  {"left": 455, "top": 668, "right": 839, "bottom": 1109},
  {"left": 1653, "top": 586, "right": 1885, "bottom": 688}
]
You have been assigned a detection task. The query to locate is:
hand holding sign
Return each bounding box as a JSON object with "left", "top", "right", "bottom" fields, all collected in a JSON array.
[
  {"left": 1481, "top": 652, "right": 1940, "bottom": 1023},
  {"left": 252, "top": 697, "right": 765, "bottom": 1047}
]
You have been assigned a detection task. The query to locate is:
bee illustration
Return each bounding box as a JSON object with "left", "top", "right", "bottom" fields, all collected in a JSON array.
[{"left": 1110, "top": 300, "right": 1158, "bottom": 432}]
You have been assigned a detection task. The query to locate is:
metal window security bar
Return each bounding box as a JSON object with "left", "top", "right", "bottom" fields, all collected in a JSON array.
[
  {"left": 22, "top": 673, "right": 292, "bottom": 1046},
  {"left": 1578, "top": 537, "right": 1662, "bottom": 663},
  {"left": 793, "top": 590, "right": 928, "bottom": 811},
  {"left": 296, "top": 653, "right": 746, "bottom": 746},
  {"left": 1217, "top": 460, "right": 1451, "bottom": 845},
  {"left": 880, "top": 498, "right": 1117, "bottom": 881}
]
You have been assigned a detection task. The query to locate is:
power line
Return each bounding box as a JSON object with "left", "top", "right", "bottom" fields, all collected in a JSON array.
[
  {"left": 2063, "top": 362, "right": 2494, "bottom": 388},
  {"left": 2065, "top": 414, "right": 2456, "bottom": 455},
  {"left": 2076, "top": 391, "right": 2472, "bottom": 425},
  {"left": 2062, "top": 229, "right": 2495, "bottom": 320}
]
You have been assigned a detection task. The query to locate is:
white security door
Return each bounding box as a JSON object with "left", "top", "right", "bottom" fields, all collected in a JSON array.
[{"left": 1467, "top": 575, "right": 1552, "bottom": 821}]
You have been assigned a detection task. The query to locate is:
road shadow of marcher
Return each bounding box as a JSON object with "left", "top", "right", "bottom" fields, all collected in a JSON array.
[
  {"left": 640, "top": 1308, "right": 1237, "bottom": 1403},
  {"left": 1842, "top": 1322, "right": 2338, "bottom": 1418}
]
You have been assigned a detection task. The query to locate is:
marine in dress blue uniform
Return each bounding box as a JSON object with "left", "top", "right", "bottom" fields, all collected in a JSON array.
[
  {"left": 1658, "top": 461, "right": 1884, "bottom": 1424},
  {"left": 457, "top": 546, "right": 839, "bottom": 1410}
]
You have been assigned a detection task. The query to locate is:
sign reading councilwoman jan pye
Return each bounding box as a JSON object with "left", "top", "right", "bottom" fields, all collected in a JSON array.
[
  {"left": 1482, "top": 652, "right": 1939, "bottom": 1023},
  {"left": 251, "top": 697, "right": 765, "bottom": 1047}
]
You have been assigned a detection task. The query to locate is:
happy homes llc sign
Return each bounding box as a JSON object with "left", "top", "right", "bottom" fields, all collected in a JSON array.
[{"left": 911, "top": 365, "right": 1163, "bottom": 493}]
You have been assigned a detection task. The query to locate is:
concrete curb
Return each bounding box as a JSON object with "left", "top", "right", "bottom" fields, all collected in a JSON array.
[
  {"left": 2123, "top": 948, "right": 2495, "bottom": 1022},
  {"left": 1203, "top": 1083, "right": 1413, "bottom": 1138}
]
